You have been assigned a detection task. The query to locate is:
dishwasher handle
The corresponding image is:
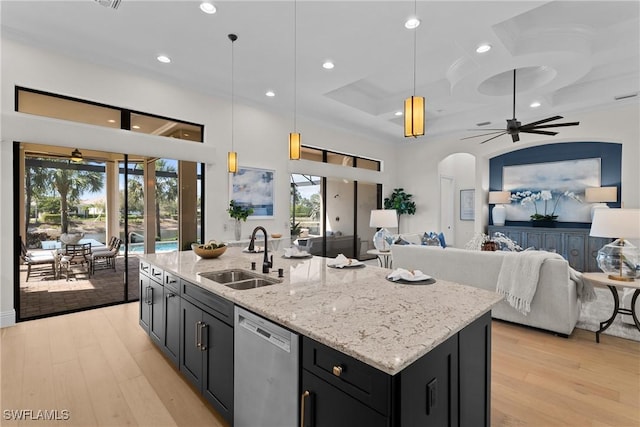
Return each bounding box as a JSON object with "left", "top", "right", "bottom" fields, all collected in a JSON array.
[
  {"left": 300, "top": 390, "right": 312, "bottom": 427},
  {"left": 238, "top": 314, "right": 291, "bottom": 352}
]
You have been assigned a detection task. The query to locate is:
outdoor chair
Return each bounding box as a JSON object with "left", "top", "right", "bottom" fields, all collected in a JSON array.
[
  {"left": 59, "top": 242, "right": 92, "bottom": 281},
  {"left": 20, "top": 238, "right": 56, "bottom": 281},
  {"left": 91, "top": 237, "right": 122, "bottom": 274}
]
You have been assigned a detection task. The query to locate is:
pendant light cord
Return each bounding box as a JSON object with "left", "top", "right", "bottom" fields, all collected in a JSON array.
[
  {"left": 412, "top": 0, "right": 417, "bottom": 97},
  {"left": 229, "top": 34, "right": 237, "bottom": 152},
  {"left": 293, "top": 0, "right": 297, "bottom": 132}
]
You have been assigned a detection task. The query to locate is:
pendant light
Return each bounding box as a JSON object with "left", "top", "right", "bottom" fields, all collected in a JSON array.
[
  {"left": 289, "top": 0, "right": 301, "bottom": 160},
  {"left": 70, "top": 148, "right": 83, "bottom": 162},
  {"left": 404, "top": 0, "right": 425, "bottom": 138},
  {"left": 228, "top": 33, "right": 238, "bottom": 173}
]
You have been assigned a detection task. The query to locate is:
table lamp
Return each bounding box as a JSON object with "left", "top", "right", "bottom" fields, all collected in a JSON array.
[
  {"left": 589, "top": 208, "right": 640, "bottom": 281},
  {"left": 489, "top": 191, "right": 511, "bottom": 226},
  {"left": 585, "top": 186, "right": 617, "bottom": 220},
  {"left": 370, "top": 209, "right": 398, "bottom": 252}
]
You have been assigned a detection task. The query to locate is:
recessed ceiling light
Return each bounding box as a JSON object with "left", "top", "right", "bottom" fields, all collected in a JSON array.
[
  {"left": 265, "top": 90, "right": 275, "bottom": 97},
  {"left": 476, "top": 44, "right": 492, "bottom": 53},
  {"left": 530, "top": 101, "right": 541, "bottom": 108},
  {"left": 405, "top": 17, "right": 420, "bottom": 29},
  {"left": 199, "top": 2, "right": 216, "bottom": 14},
  {"left": 395, "top": 111, "right": 403, "bottom": 116},
  {"left": 322, "top": 61, "right": 334, "bottom": 70},
  {"left": 157, "top": 55, "right": 171, "bottom": 64},
  {"left": 132, "top": 125, "right": 141, "bottom": 129}
]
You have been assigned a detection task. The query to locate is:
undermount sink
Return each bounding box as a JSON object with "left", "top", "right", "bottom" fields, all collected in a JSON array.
[
  {"left": 225, "top": 278, "right": 278, "bottom": 290},
  {"left": 199, "top": 269, "right": 280, "bottom": 290}
]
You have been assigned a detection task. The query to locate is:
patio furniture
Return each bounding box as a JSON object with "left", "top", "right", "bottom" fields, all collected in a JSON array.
[
  {"left": 59, "top": 242, "right": 92, "bottom": 281},
  {"left": 20, "top": 239, "right": 56, "bottom": 281},
  {"left": 91, "top": 237, "right": 122, "bottom": 274}
]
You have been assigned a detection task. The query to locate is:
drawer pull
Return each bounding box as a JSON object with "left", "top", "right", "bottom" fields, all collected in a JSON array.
[
  {"left": 300, "top": 390, "right": 310, "bottom": 427},
  {"left": 332, "top": 365, "right": 343, "bottom": 377}
]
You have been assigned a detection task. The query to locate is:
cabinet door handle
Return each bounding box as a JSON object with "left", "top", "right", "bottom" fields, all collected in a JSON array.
[
  {"left": 166, "top": 293, "right": 175, "bottom": 299},
  {"left": 200, "top": 323, "right": 208, "bottom": 351},
  {"left": 300, "top": 390, "right": 310, "bottom": 427},
  {"left": 195, "top": 321, "right": 201, "bottom": 349},
  {"left": 332, "top": 365, "right": 343, "bottom": 377},
  {"left": 146, "top": 286, "right": 153, "bottom": 305}
]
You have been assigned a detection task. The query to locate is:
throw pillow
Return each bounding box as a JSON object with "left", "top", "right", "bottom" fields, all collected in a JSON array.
[
  {"left": 422, "top": 232, "right": 441, "bottom": 246},
  {"left": 394, "top": 237, "right": 411, "bottom": 245},
  {"left": 438, "top": 232, "right": 447, "bottom": 248}
]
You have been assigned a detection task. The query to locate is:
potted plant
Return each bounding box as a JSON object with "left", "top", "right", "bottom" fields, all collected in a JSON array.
[
  {"left": 383, "top": 188, "right": 416, "bottom": 234},
  {"left": 227, "top": 200, "right": 254, "bottom": 240}
]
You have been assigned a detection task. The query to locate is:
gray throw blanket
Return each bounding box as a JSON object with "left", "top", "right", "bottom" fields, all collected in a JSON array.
[
  {"left": 568, "top": 267, "right": 597, "bottom": 303},
  {"left": 496, "top": 251, "right": 558, "bottom": 315}
]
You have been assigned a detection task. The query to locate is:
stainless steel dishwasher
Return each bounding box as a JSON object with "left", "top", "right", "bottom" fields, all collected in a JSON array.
[{"left": 234, "top": 306, "right": 299, "bottom": 427}]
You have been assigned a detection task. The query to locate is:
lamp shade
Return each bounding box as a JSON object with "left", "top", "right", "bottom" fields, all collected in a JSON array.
[
  {"left": 370, "top": 209, "right": 398, "bottom": 228},
  {"left": 590, "top": 209, "right": 640, "bottom": 238},
  {"left": 488, "top": 191, "right": 511, "bottom": 204},
  {"left": 289, "top": 132, "right": 301, "bottom": 160},
  {"left": 404, "top": 96, "right": 425, "bottom": 138},
  {"left": 585, "top": 187, "right": 617, "bottom": 203},
  {"left": 227, "top": 151, "right": 238, "bottom": 173}
]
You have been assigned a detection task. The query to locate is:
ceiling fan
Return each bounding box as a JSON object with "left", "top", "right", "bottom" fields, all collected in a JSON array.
[{"left": 463, "top": 69, "right": 579, "bottom": 144}]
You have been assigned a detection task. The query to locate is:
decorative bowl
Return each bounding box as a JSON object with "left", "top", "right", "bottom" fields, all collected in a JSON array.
[
  {"left": 192, "top": 245, "right": 227, "bottom": 259},
  {"left": 270, "top": 233, "right": 282, "bottom": 238}
]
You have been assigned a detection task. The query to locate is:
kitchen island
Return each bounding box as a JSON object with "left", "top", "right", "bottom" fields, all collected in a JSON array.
[{"left": 139, "top": 247, "right": 503, "bottom": 427}]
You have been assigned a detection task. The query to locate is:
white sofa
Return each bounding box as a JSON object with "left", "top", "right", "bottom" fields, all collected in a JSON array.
[{"left": 391, "top": 245, "right": 581, "bottom": 335}]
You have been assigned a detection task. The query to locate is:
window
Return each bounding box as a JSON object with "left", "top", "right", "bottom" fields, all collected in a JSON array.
[
  {"left": 300, "top": 145, "right": 381, "bottom": 171},
  {"left": 16, "top": 87, "right": 203, "bottom": 143}
]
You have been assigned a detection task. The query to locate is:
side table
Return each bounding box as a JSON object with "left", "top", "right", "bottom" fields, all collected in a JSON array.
[
  {"left": 582, "top": 272, "right": 640, "bottom": 343},
  {"left": 366, "top": 249, "right": 393, "bottom": 269}
]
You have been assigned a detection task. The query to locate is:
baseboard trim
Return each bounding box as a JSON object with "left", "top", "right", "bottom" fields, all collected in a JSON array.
[{"left": 1, "top": 309, "right": 16, "bottom": 328}]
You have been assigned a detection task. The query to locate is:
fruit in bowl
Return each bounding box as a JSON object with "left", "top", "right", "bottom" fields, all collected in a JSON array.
[{"left": 192, "top": 240, "right": 227, "bottom": 259}]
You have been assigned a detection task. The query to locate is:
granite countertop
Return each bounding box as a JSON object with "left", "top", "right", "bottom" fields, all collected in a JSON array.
[{"left": 141, "top": 247, "right": 502, "bottom": 375}]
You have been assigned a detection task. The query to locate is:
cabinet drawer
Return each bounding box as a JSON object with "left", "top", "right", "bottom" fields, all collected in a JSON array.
[
  {"left": 140, "top": 260, "right": 151, "bottom": 277},
  {"left": 181, "top": 281, "right": 234, "bottom": 326},
  {"left": 302, "top": 336, "right": 390, "bottom": 416},
  {"left": 164, "top": 272, "right": 181, "bottom": 293}
]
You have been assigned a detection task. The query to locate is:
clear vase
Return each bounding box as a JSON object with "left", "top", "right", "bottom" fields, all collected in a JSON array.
[{"left": 234, "top": 220, "right": 242, "bottom": 241}]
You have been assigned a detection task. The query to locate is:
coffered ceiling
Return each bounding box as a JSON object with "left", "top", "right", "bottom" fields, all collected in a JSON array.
[{"left": 2, "top": 1, "right": 639, "bottom": 144}]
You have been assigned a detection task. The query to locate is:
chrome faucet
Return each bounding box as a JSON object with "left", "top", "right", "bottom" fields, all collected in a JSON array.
[{"left": 249, "top": 226, "right": 273, "bottom": 273}]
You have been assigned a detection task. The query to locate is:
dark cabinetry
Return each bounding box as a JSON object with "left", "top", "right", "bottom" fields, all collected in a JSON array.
[
  {"left": 301, "top": 312, "right": 492, "bottom": 427},
  {"left": 139, "top": 262, "right": 234, "bottom": 425},
  {"left": 180, "top": 282, "right": 234, "bottom": 425},
  {"left": 139, "top": 261, "right": 164, "bottom": 347},
  {"left": 488, "top": 226, "right": 611, "bottom": 272}
]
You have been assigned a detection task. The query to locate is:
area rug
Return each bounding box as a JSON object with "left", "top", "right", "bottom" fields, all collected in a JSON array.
[{"left": 575, "top": 287, "right": 640, "bottom": 342}]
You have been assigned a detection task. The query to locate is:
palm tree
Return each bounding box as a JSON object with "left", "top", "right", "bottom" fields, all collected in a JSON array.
[
  {"left": 52, "top": 163, "right": 104, "bottom": 233},
  {"left": 154, "top": 159, "right": 178, "bottom": 240},
  {"left": 24, "top": 161, "right": 50, "bottom": 237}
]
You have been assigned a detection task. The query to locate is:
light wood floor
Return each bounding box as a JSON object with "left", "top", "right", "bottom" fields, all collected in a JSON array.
[{"left": 1, "top": 303, "right": 638, "bottom": 426}]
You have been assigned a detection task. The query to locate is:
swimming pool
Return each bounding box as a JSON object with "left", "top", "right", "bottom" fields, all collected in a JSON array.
[{"left": 127, "top": 241, "right": 178, "bottom": 253}]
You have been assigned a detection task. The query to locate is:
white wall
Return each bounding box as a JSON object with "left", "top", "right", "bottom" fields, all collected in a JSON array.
[
  {"left": 396, "top": 102, "right": 640, "bottom": 238},
  {"left": 0, "top": 39, "right": 397, "bottom": 326}
]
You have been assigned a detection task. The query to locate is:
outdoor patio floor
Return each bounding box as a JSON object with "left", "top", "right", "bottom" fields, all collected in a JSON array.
[{"left": 19, "top": 254, "right": 140, "bottom": 319}]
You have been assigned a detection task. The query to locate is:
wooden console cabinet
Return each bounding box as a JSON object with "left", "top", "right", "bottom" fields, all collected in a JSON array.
[{"left": 488, "top": 225, "right": 611, "bottom": 272}]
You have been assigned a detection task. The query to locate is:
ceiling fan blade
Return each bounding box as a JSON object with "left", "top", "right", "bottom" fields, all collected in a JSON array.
[
  {"left": 479, "top": 132, "right": 507, "bottom": 144},
  {"left": 520, "top": 129, "right": 558, "bottom": 136},
  {"left": 521, "top": 121, "right": 580, "bottom": 130},
  {"left": 511, "top": 133, "right": 520, "bottom": 143},
  {"left": 461, "top": 131, "right": 507, "bottom": 140},
  {"left": 520, "top": 115, "right": 564, "bottom": 128}
]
